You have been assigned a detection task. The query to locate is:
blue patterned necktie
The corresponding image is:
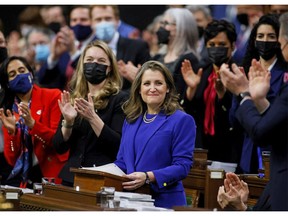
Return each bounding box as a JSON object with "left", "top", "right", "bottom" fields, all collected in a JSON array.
[{"left": 7, "top": 99, "right": 32, "bottom": 185}]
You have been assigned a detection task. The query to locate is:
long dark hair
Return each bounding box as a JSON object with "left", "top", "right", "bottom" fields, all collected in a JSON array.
[
  {"left": 241, "top": 14, "right": 285, "bottom": 74},
  {"left": 0, "top": 56, "right": 34, "bottom": 110}
]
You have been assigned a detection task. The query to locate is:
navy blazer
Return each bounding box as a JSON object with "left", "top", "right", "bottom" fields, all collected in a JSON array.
[
  {"left": 236, "top": 83, "right": 288, "bottom": 210},
  {"left": 237, "top": 59, "right": 288, "bottom": 173},
  {"left": 115, "top": 110, "right": 196, "bottom": 208},
  {"left": 37, "top": 52, "right": 70, "bottom": 90}
]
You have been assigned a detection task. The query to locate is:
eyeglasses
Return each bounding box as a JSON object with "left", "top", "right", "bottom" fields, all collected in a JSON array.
[{"left": 160, "top": 20, "right": 176, "bottom": 27}]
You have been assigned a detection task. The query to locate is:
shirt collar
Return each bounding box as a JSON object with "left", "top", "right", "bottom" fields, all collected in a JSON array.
[{"left": 108, "top": 32, "right": 119, "bottom": 55}]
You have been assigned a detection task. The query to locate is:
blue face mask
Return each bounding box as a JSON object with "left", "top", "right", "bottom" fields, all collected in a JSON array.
[
  {"left": 9, "top": 73, "right": 33, "bottom": 94},
  {"left": 71, "top": 24, "right": 92, "bottom": 41},
  {"left": 35, "top": 44, "right": 50, "bottom": 63},
  {"left": 95, "top": 22, "right": 116, "bottom": 42}
]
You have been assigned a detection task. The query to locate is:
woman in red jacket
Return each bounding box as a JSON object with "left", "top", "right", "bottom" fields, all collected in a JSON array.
[{"left": 0, "top": 56, "right": 68, "bottom": 188}]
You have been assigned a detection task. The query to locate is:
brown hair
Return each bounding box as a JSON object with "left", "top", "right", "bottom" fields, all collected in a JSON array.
[{"left": 123, "top": 60, "right": 182, "bottom": 123}]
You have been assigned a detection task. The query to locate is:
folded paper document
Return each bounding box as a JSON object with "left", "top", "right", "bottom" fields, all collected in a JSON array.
[{"left": 81, "top": 163, "right": 126, "bottom": 177}]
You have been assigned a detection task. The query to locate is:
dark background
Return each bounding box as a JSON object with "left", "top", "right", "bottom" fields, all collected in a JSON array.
[{"left": 0, "top": 5, "right": 168, "bottom": 36}]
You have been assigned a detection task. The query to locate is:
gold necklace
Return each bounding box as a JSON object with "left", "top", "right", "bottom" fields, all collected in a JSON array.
[{"left": 143, "top": 111, "right": 157, "bottom": 124}]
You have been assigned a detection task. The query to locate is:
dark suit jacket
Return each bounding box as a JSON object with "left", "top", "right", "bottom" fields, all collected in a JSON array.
[
  {"left": 116, "top": 36, "right": 151, "bottom": 90},
  {"left": 236, "top": 83, "right": 288, "bottom": 210},
  {"left": 182, "top": 62, "right": 243, "bottom": 163},
  {"left": 37, "top": 52, "right": 70, "bottom": 90},
  {"left": 237, "top": 59, "right": 288, "bottom": 173},
  {"left": 52, "top": 91, "right": 128, "bottom": 184},
  {"left": 115, "top": 110, "right": 196, "bottom": 208}
]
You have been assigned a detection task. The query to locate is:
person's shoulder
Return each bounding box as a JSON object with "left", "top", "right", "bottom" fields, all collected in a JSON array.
[
  {"left": 111, "top": 90, "right": 129, "bottom": 101},
  {"left": 168, "top": 110, "right": 196, "bottom": 127},
  {"left": 119, "top": 36, "right": 148, "bottom": 47},
  {"left": 171, "top": 110, "right": 194, "bottom": 120},
  {"left": 179, "top": 52, "right": 198, "bottom": 61},
  {"left": 32, "top": 85, "right": 61, "bottom": 104},
  {"left": 33, "top": 84, "right": 61, "bottom": 95}
]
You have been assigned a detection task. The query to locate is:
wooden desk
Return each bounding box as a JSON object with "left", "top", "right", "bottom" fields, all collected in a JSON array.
[
  {"left": 43, "top": 184, "right": 98, "bottom": 205},
  {"left": 20, "top": 193, "right": 136, "bottom": 211},
  {"left": 71, "top": 168, "right": 151, "bottom": 195}
]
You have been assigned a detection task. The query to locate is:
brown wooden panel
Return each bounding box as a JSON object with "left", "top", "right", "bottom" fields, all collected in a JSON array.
[
  {"left": 43, "top": 184, "right": 98, "bottom": 205},
  {"left": 71, "top": 168, "right": 151, "bottom": 195},
  {"left": 20, "top": 193, "right": 136, "bottom": 211}
]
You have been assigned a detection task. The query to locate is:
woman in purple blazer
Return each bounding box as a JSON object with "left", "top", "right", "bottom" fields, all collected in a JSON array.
[{"left": 114, "top": 60, "right": 196, "bottom": 209}]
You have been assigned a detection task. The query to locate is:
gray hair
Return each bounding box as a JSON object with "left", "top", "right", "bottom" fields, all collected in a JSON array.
[
  {"left": 185, "top": 5, "right": 212, "bottom": 19},
  {"left": 26, "top": 26, "right": 55, "bottom": 43},
  {"left": 164, "top": 8, "right": 199, "bottom": 59},
  {"left": 279, "top": 12, "right": 288, "bottom": 40},
  {"left": 146, "top": 14, "right": 163, "bottom": 33}
]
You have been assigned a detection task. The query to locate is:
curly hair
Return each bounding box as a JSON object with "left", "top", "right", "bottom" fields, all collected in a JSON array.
[
  {"left": 241, "top": 13, "right": 285, "bottom": 74},
  {"left": 204, "top": 19, "right": 237, "bottom": 45}
]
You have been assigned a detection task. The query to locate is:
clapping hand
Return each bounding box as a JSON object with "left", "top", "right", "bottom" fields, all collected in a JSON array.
[
  {"left": 58, "top": 90, "right": 77, "bottom": 123},
  {"left": 224, "top": 172, "right": 249, "bottom": 204},
  {"left": 0, "top": 108, "right": 16, "bottom": 134},
  {"left": 181, "top": 59, "right": 203, "bottom": 89},
  {"left": 18, "top": 102, "right": 35, "bottom": 129},
  {"left": 74, "top": 93, "right": 96, "bottom": 122},
  {"left": 117, "top": 60, "right": 140, "bottom": 83},
  {"left": 219, "top": 63, "right": 249, "bottom": 95},
  {"left": 217, "top": 172, "right": 249, "bottom": 210},
  {"left": 248, "top": 59, "right": 271, "bottom": 100}
]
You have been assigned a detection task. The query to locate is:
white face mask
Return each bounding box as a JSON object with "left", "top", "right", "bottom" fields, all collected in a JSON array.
[
  {"left": 94, "top": 22, "right": 116, "bottom": 42},
  {"left": 21, "top": 24, "right": 34, "bottom": 38}
]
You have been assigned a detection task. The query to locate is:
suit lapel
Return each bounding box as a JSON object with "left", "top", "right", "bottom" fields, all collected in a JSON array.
[
  {"left": 116, "top": 36, "right": 125, "bottom": 61},
  {"left": 269, "top": 60, "right": 287, "bottom": 97},
  {"left": 134, "top": 112, "right": 168, "bottom": 166}
]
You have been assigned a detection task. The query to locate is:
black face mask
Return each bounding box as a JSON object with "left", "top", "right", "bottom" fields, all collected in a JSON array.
[
  {"left": 236, "top": 13, "right": 249, "bottom": 26},
  {"left": 207, "top": 47, "right": 229, "bottom": 67},
  {"left": 255, "top": 41, "right": 279, "bottom": 60},
  {"left": 197, "top": 26, "right": 204, "bottom": 38},
  {"left": 0, "top": 47, "right": 8, "bottom": 64},
  {"left": 156, "top": 27, "right": 170, "bottom": 44},
  {"left": 48, "top": 22, "right": 61, "bottom": 34},
  {"left": 83, "top": 62, "right": 108, "bottom": 84}
]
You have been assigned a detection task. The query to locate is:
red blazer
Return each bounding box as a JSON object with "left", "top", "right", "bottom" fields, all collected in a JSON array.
[{"left": 2, "top": 85, "right": 69, "bottom": 184}]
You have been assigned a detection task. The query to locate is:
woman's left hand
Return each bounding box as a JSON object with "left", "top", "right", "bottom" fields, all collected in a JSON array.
[
  {"left": 18, "top": 102, "right": 35, "bottom": 129},
  {"left": 74, "top": 93, "right": 97, "bottom": 121},
  {"left": 122, "top": 172, "right": 146, "bottom": 190}
]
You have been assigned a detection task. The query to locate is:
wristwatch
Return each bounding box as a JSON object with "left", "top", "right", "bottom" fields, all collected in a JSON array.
[
  {"left": 237, "top": 91, "right": 251, "bottom": 103},
  {"left": 145, "top": 172, "right": 150, "bottom": 184}
]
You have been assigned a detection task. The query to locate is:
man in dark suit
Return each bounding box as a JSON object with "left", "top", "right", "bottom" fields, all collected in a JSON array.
[
  {"left": 90, "top": 5, "right": 151, "bottom": 91},
  {"left": 37, "top": 6, "right": 95, "bottom": 90},
  {"left": 219, "top": 59, "right": 288, "bottom": 210}
]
